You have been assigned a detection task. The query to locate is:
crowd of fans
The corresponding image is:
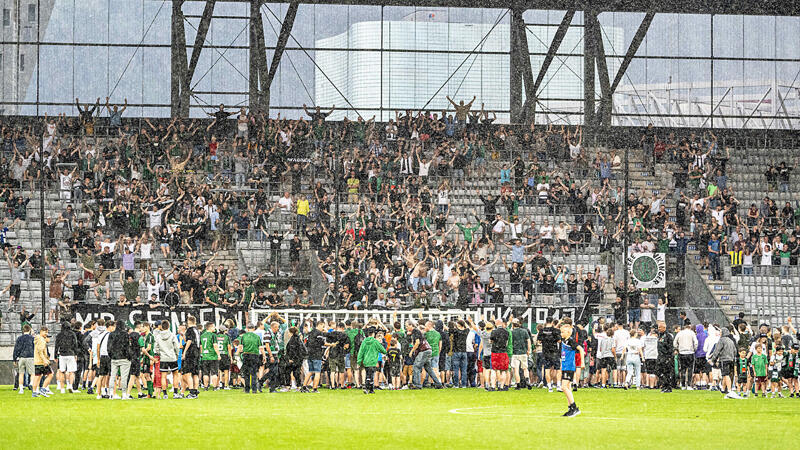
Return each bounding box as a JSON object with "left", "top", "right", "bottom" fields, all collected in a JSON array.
[
  {"left": 0, "top": 97, "right": 797, "bottom": 329},
  {"left": 12, "top": 309, "right": 799, "bottom": 401},
  {"left": 1, "top": 98, "right": 636, "bottom": 323}
]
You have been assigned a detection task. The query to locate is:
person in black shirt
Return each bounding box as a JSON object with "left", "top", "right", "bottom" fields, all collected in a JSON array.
[
  {"left": 71, "top": 278, "right": 89, "bottom": 303},
  {"left": 489, "top": 319, "right": 510, "bottom": 390},
  {"left": 289, "top": 235, "right": 302, "bottom": 275},
  {"left": 207, "top": 104, "right": 235, "bottom": 136},
  {"left": 656, "top": 321, "right": 675, "bottom": 392},
  {"left": 54, "top": 321, "right": 79, "bottom": 393},
  {"left": 538, "top": 317, "right": 561, "bottom": 390},
  {"left": 450, "top": 320, "right": 470, "bottom": 388},
  {"left": 435, "top": 320, "right": 450, "bottom": 383},
  {"left": 325, "top": 323, "right": 349, "bottom": 388},
  {"left": 181, "top": 316, "right": 201, "bottom": 399},
  {"left": 303, "top": 321, "right": 327, "bottom": 392}
]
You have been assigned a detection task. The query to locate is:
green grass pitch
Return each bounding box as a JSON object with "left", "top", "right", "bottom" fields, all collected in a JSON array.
[{"left": 2, "top": 387, "right": 798, "bottom": 448}]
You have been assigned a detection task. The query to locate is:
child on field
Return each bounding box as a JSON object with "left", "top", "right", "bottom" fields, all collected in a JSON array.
[
  {"left": 769, "top": 346, "right": 784, "bottom": 398},
  {"left": 735, "top": 348, "right": 750, "bottom": 398},
  {"left": 387, "top": 338, "right": 403, "bottom": 390},
  {"left": 751, "top": 344, "right": 768, "bottom": 397}
]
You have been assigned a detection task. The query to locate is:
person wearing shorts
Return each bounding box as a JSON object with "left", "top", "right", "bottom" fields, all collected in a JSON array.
[
  {"left": 98, "top": 355, "right": 111, "bottom": 377},
  {"left": 643, "top": 358, "right": 657, "bottom": 379},
  {"left": 601, "top": 357, "right": 615, "bottom": 374},
  {"left": 491, "top": 352, "right": 509, "bottom": 372},
  {"left": 693, "top": 356, "right": 709, "bottom": 375},
  {"left": 181, "top": 318, "right": 201, "bottom": 398},
  {"left": 18, "top": 356, "right": 35, "bottom": 389},
  {"left": 58, "top": 356, "right": 77, "bottom": 378},
  {"left": 32, "top": 326, "right": 54, "bottom": 397},
  {"left": 153, "top": 320, "right": 181, "bottom": 398}
]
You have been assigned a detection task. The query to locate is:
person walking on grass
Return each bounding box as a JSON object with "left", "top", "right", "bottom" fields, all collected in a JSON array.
[
  {"left": 490, "top": 318, "right": 511, "bottom": 391},
  {"left": 560, "top": 318, "right": 581, "bottom": 417},
  {"left": 285, "top": 327, "right": 307, "bottom": 391},
  {"left": 200, "top": 322, "right": 221, "bottom": 391},
  {"left": 153, "top": 320, "right": 181, "bottom": 399},
  {"left": 623, "top": 329, "right": 644, "bottom": 390},
  {"left": 32, "top": 326, "right": 54, "bottom": 398},
  {"left": 13, "top": 324, "right": 35, "bottom": 394},
  {"left": 238, "top": 323, "right": 264, "bottom": 394},
  {"left": 54, "top": 320, "right": 79, "bottom": 394},
  {"left": 303, "top": 320, "right": 327, "bottom": 393},
  {"left": 708, "top": 326, "right": 740, "bottom": 399},
  {"left": 108, "top": 320, "right": 132, "bottom": 400},
  {"left": 357, "top": 327, "right": 387, "bottom": 394},
  {"left": 181, "top": 316, "right": 201, "bottom": 399}
]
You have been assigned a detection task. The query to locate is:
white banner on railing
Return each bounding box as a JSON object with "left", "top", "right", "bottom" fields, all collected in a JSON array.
[{"left": 249, "top": 306, "right": 576, "bottom": 330}]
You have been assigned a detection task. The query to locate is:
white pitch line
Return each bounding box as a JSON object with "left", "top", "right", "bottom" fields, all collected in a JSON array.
[{"left": 447, "top": 405, "right": 731, "bottom": 420}]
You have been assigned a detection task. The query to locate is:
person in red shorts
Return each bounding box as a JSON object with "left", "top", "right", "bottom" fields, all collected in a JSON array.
[{"left": 490, "top": 318, "right": 511, "bottom": 391}]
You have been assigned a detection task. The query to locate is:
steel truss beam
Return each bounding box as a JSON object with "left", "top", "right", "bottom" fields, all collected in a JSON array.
[
  {"left": 263, "top": 2, "right": 299, "bottom": 113},
  {"left": 610, "top": 11, "right": 654, "bottom": 94},
  {"left": 527, "top": 9, "right": 575, "bottom": 125},
  {"left": 510, "top": 7, "right": 535, "bottom": 124},
  {"left": 171, "top": 0, "right": 217, "bottom": 116},
  {"left": 250, "top": 0, "right": 269, "bottom": 113}
]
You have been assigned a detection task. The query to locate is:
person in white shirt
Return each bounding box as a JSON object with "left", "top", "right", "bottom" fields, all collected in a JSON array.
[
  {"left": 596, "top": 327, "right": 614, "bottom": 388},
  {"left": 59, "top": 167, "right": 77, "bottom": 201},
  {"left": 612, "top": 325, "right": 631, "bottom": 386},
  {"left": 623, "top": 330, "right": 645, "bottom": 389},
  {"left": 673, "top": 325, "right": 699, "bottom": 389},
  {"left": 277, "top": 192, "right": 294, "bottom": 212},
  {"left": 491, "top": 214, "right": 507, "bottom": 242},
  {"left": 466, "top": 328, "right": 478, "bottom": 386},
  {"left": 640, "top": 296, "right": 654, "bottom": 331},
  {"left": 643, "top": 328, "right": 659, "bottom": 388},
  {"left": 703, "top": 324, "right": 722, "bottom": 389},
  {"left": 656, "top": 294, "right": 668, "bottom": 323},
  {"left": 437, "top": 182, "right": 450, "bottom": 216},
  {"left": 417, "top": 150, "right": 432, "bottom": 178},
  {"left": 94, "top": 320, "right": 112, "bottom": 399},
  {"left": 539, "top": 219, "right": 554, "bottom": 251}
]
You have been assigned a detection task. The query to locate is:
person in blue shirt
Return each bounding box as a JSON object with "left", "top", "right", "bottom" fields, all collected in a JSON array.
[
  {"left": 560, "top": 318, "right": 581, "bottom": 417},
  {"left": 708, "top": 233, "right": 721, "bottom": 280}
]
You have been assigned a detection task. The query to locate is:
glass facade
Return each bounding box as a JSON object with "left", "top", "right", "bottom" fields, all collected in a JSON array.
[{"left": 0, "top": 1, "right": 797, "bottom": 128}]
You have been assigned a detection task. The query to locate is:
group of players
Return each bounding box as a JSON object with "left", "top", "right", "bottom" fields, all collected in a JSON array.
[{"left": 13, "top": 311, "right": 584, "bottom": 416}]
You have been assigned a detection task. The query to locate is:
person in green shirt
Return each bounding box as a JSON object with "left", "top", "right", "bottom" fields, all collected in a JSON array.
[
  {"left": 205, "top": 285, "right": 222, "bottom": 307},
  {"left": 139, "top": 322, "right": 156, "bottom": 398},
  {"left": 238, "top": 323, "right": 263, "bottom": 394},
  {"left": 199, "top": 322, "right": 220, "bottom": 390},
  {"left": 241, "top": 280, "right": 256, "bottom": 309},
  {"left": 216, "top": 328, "right": 232, "bottom": 389},
  {"left": 357, "top": 328, "right": 387, "bottom": 394},
  {"left": 345, "top": 321, "right": 364, "bottom": 387},
  {"left": 751, "top": 344, "right": 768, "bottom": 397},
  {"left": 425, "top": 321, "right": 442, "bottom": 381},
  {"left": 457, "top": 221, "right": 481, "bottom": 244}
]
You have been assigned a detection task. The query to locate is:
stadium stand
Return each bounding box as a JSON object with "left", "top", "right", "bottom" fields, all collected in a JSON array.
[{"left": 1, "top": 107, "right": 794, "bottom": 345}]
